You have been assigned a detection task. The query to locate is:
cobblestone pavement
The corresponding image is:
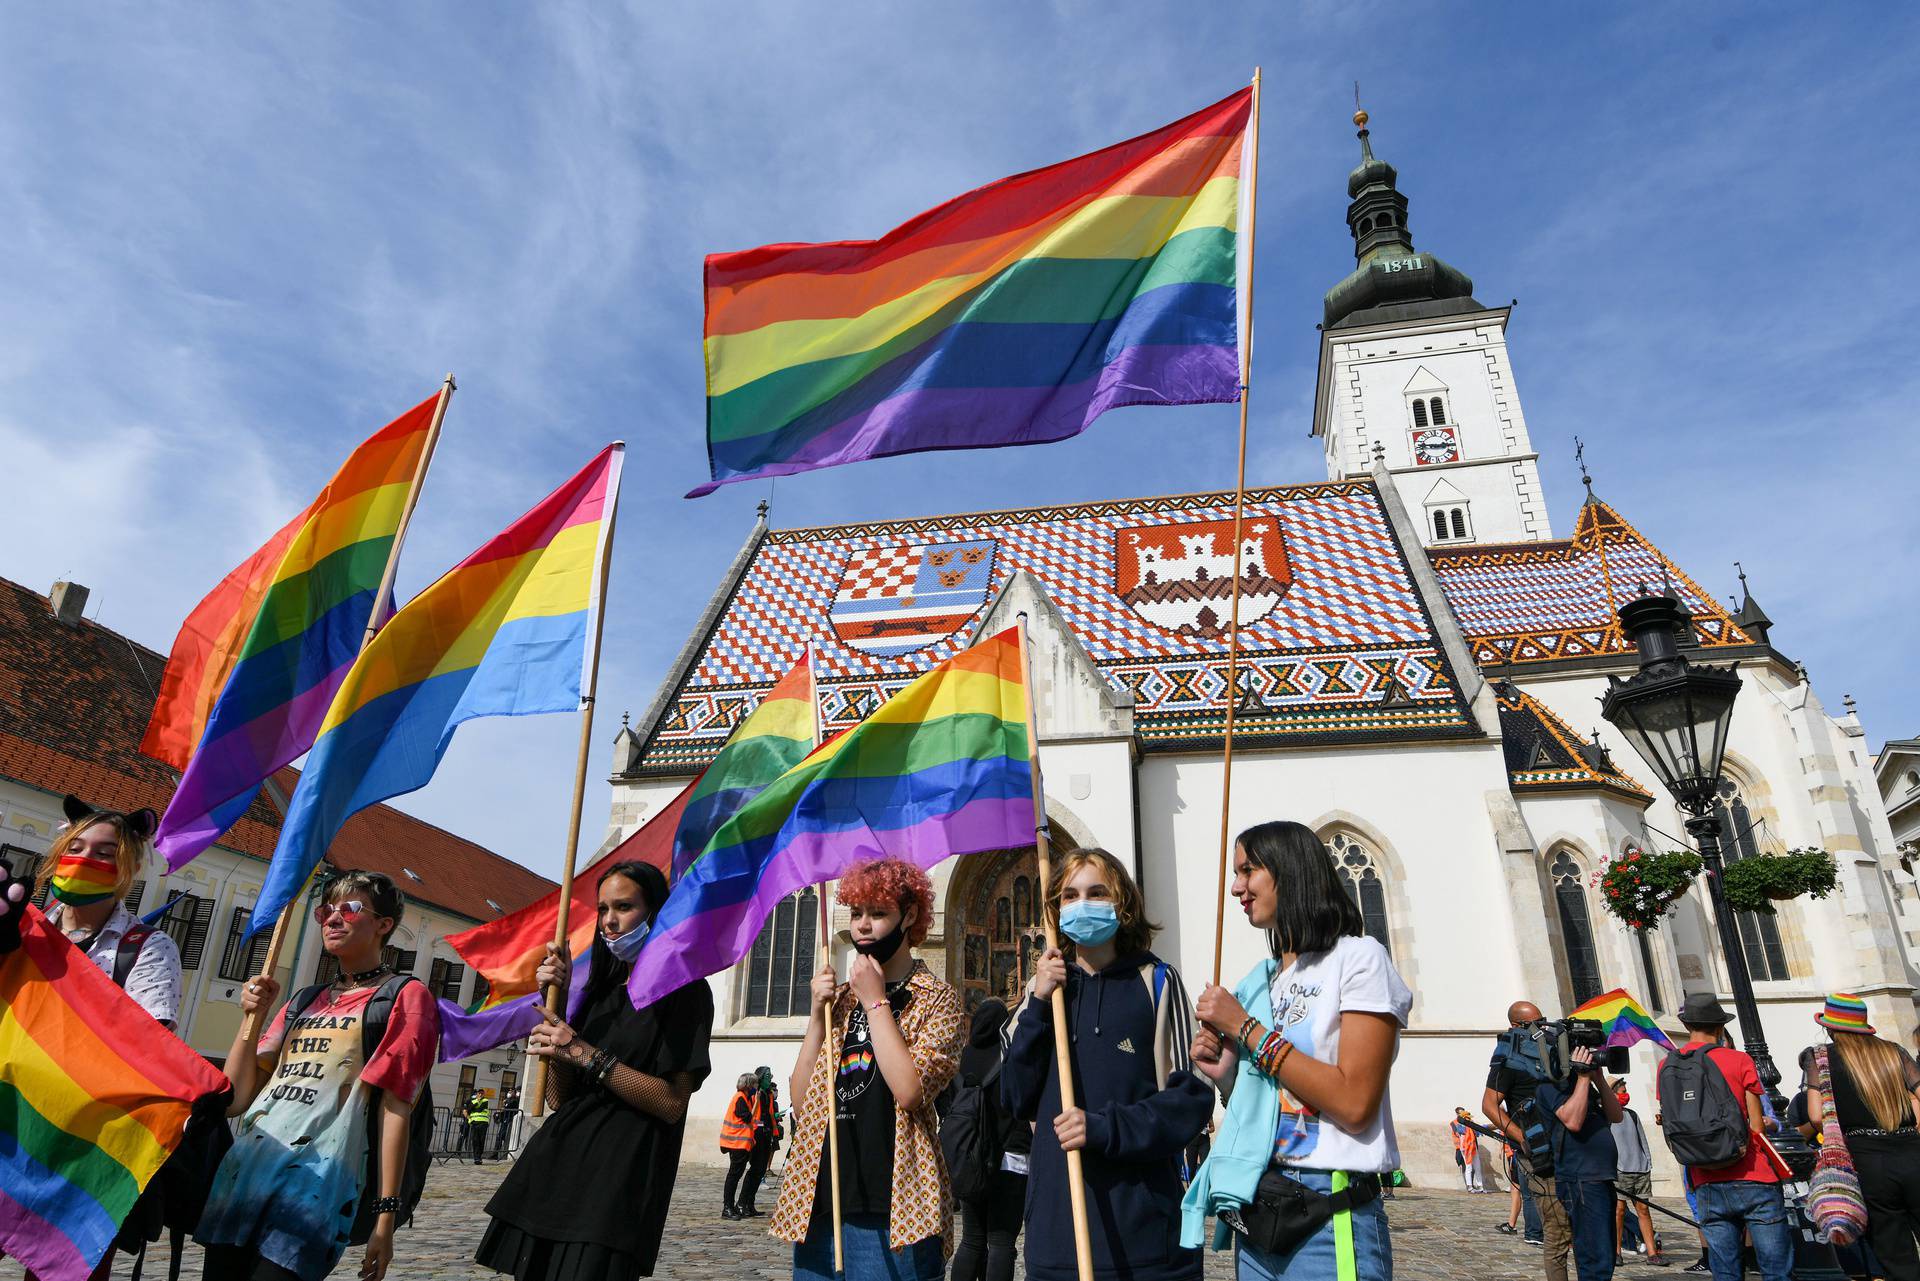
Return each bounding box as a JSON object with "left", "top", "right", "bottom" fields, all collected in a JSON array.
[{"left": 64, "top": 1161, "right": 1695, "bottom": 1281}]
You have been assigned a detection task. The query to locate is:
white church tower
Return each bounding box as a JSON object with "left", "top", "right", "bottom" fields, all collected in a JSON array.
[{"left": 1311, "top": 109, "right": 1552, "bottom": 546}]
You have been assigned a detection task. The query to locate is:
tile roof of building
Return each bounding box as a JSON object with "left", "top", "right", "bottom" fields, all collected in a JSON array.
[
  {"left": 633, "top": 477, "right": 1481, "bottom": 773},
  {"left": 0, "top": 575, "right": 554, "bottom": 924},
  {"left": 1492, "top": 681, "right": 1652, "bottom": 802},
  {"left": 1427, "top": 497, "right": 1754, "bottom": 669}
]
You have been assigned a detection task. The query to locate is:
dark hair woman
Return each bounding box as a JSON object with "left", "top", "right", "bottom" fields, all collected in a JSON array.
[
  {"left": 476, "top": 860, "right": 715, "bottom": 1280},
  {"left": 1183, "top": 822, "right": 1413, "bottom": 1281},
  {"left": 949, "top": 997, "right": 1030, "bottom": 1281},
  {"left": 198, "top": 870, "right": 438, "bottom": 1281},
  {"left": 1806, "top": 992, "right": 1920, "bottom": 1272}
]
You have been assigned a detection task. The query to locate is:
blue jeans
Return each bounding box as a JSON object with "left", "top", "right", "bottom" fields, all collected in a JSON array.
[
  {"left": 1235, "top": 1170, "right": 1394, "bottom": 1281},
  {"left": 794, "top": 1211, "right": 945, "bottom": 1281},
  {"left": 1518, "top": 1167, "right": 1544, "bottom": 1241},
  {"left": 1554, "top": 1178, "right": 1616, "bottom": 1281},
  {"left": 1694, "top": 1180, "right": 1794, "bottom": 1281}
]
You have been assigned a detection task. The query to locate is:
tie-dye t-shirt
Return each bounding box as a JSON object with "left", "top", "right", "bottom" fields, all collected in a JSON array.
[
  {"left": 196, "top": 979, "right": 439, "bottom": 1280},
  {"left": 1266, "top": 934, "right": 1412, "bottom": 1173}
]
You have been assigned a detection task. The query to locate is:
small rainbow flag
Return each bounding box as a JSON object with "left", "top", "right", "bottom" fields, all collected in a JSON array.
[
  {"left": 626, "top": 627, "right": 1035, "bottom": 1008},
  {"left": 447, "top": 777, "right": 692, "bottom": 1011},
  {"left": 248, "top": 444, "right": 624, "bottom": 937},
  {"left": 144, "top": 394, "right": 442, "bottom": 870},
  {"left": 692, "top": 86, "right": 1253, "bottom": 496},
  {"left": 1569, "top": 988, "right": 1676, "bottom": 1052},
  {"left": 1, "top": 907, "right": 230, "bottom": 1281},
  {"left": 672, "top": 653, "right": 817, "bottom": 881}
]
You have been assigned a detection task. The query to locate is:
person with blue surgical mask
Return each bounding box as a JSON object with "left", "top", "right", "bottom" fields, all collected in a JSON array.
[{"left": 1001, "top": 847, "right": 1213, "bottom": 1281}]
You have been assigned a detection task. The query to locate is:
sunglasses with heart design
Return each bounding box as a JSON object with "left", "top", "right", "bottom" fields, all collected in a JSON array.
[{"left": 313, "top": 899, "right": 370, "bottom": 925}]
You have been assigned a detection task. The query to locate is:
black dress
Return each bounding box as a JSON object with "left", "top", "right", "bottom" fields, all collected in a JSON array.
[{"left": 476, "top": 967, "right": 714, "bottom": 1280}]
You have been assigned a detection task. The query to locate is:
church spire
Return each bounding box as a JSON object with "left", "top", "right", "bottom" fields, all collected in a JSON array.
[{"left": 1323, "top": 105, "right": 1478, "bottom": 329}]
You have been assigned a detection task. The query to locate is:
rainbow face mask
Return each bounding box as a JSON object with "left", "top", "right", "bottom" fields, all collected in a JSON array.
[{"left": 47, "top": 796, "right": 156, "bottom": 907}]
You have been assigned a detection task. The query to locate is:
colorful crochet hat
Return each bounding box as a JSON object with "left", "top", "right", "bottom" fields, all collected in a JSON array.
[{"left": 1814, "top": 992, "right": 1874, "bottom": 1035}]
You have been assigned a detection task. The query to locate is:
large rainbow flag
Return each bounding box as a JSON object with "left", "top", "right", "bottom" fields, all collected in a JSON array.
[
  {"left": 671, "top": 653, "right": 817, "bottom": 881},
  {"left": 1569, "top": 988, "right": 1676, "bottom": 1052},
  {"left": 692, "top": 86, "right": 1253, "bottom": 496},
  {"left": 144, "top": 393, "right": 442, "bottom": 870},
  {"left": 1, "top": 907, "right": 230, "bottom": 1281},
  {"left": 248, "top": 444, "right": 624, "bottom": 937},
  {"left": 626, "top": 626, "right": 1035, "bottom": 1008}
]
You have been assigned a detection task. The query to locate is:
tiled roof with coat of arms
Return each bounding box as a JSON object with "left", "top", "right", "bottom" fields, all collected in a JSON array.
[
  {"left": 1493, "top": 681, "right": 1652, "bottom": 802},
  {"left": 631, "top": 477, "right": 1483, "bottom": 773},
  {"left": 1427, "top": 496, "right": 1754, "bottom": 669}
]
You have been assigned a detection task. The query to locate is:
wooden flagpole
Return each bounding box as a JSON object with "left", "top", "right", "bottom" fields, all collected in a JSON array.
[
  {"left": 1211, "top": 70, "right": 1261, "bottom": 985},
  {"left": 1015, "top": 614, "right": 1094, "bottom": 1281},
  {"left": 241, "top": 373, "right": 455, "bottom": 1046},
  {"left": 528, "top": 443, "right": 624, "bottom": 1118},
  {"left": 805, "top": 640, "right": 846, "bottom": 1273}
]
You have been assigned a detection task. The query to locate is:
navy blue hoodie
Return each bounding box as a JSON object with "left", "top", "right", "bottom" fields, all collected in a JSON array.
[{"left": 1000, "top": 950, "right": 1212, "bottom": 1281}]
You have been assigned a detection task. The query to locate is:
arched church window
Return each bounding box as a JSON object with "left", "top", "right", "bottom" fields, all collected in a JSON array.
[
  {"left": 1326, "top": 832, "right": 1392, "bottom": 957},
  {"left": 743, "top": 886, "right": 817, "bottom": 1019},
  {"left": 1432, "top": 510, "right": 1449, "bottom": 540},
  {"left": 1449, "top": 509, "right": 1468, "bottom": 540},
  {"left": 1550, "top": 850, "right": 1604, "bottom": 1005},
  {"left": 1359, "top": 216, "right": 1374, "bottom": 234},
  {"left": 1429, "top": 396, "right": 1446, "bottom": 425},
  {"left": 1712, "top": 779, "right": 1790, "bottom": 982},
  {"left": 1412, "top": 398, "right": 1429, "bottom": 428}
]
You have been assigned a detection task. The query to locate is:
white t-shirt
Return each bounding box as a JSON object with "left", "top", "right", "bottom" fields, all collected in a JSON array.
[{"left": 1266, "top": 933, "right": 1413, "bottom": 1173}]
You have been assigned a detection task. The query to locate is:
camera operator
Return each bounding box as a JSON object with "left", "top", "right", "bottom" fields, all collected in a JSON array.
[
  {"left": 1537, "top": 1043, "right": 1623, "bottom": 1281},
  {"left": 1484, "top": 1001, "right": 1572, "bottom": 1281}
]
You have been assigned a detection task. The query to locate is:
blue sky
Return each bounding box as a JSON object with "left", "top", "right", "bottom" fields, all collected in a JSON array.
[{"left": 4, "top": 4, "right": 1914, "bottom": 880}]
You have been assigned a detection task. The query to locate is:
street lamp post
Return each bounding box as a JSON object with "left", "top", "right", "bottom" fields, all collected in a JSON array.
[{"left": 1598, "top": 592, "right": 1812, "bottom": 1172}]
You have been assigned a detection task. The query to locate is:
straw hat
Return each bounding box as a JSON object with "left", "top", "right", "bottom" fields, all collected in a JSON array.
[{"left": 1815, "top": 992, "right": 1875, "bottom": 1035}]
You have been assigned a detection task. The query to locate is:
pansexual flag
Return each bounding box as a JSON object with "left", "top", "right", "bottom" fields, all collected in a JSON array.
[
  {"left": 672, "top": 653, "right": 817, "bottom": 881},
  {"left": 144, "top": 394, "right": 442, "bottom": 869},
  {"left": 249, "top": 444, "right": 624, "bottom": 937},
  {"left": 626, "top": 627, "right": 1035, "bottom": 1008},
  {"left": 1, "top": 907, "right": 230, "bottom": 1281},
  {"left": 1569, "top": 988, "right": 1676, "bottom": 1052},
  {"left": 693, "top": 86, "right": 1253, "bottom": 495}
]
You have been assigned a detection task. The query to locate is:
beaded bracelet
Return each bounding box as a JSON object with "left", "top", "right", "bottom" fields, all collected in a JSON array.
[
  {"left": 1254, "top": 1031, "right": 1295, "bottom": 1079},
  {"left": 1237, "top": 1015, "right": 1259, "bottom": 1046}
]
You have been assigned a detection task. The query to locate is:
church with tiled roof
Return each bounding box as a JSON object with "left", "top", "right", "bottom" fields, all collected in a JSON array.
[{"left": 604, "top": 114, "right": 1914, "bottom": 1187}]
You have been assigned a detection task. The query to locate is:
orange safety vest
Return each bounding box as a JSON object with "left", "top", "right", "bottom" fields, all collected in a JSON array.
[{"left": 720, "top": 1090, "right": 756, "bottom": 1151}]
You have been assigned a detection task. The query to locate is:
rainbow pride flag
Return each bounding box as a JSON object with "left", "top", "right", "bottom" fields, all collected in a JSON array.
[
  {"left": 692, "top": 86, "right": 1253, "bottom": 496},
  {"left": 671, "top": 653, "right": 817, "bottom": 881},
  {"left": 1, "top": 907, "right": 230, "bottom": 1281},
  {"left": 1569, "top": 988, "right": 1676, "bottom": 1052},
  {"left": 626, "top": 627, "right": 1035, "bottom": 1008},
  {"left": 449, "top": 776, "right": 692, "bottom": 1011},
  {"left": 248, "top": 444, "right": 624, "bottom": 937},
  {"left": 144, "top": 394, "right": 442, "bottom": 870}
]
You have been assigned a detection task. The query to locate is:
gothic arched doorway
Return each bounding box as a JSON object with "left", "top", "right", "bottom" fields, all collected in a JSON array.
[{"left": 946, "top": 833, "right": 1075, "bottom": 1013}]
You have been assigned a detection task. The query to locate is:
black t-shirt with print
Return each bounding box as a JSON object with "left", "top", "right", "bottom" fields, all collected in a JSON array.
[{"left": 815, "top": 978, "right": 912, "bottom": 1218}]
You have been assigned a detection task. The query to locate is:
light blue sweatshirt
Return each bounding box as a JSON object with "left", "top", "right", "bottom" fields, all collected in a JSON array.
[{"left": 1178, "top": 958, "right": 1279, "bottom": 1250}]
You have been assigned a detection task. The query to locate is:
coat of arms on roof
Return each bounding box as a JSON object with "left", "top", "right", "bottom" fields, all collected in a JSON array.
[
  {"left": 828, "top": 537, "right": 998, "bottom": 657},
  {"left": 1114, "top": 517, "right": 1294, "bottom": 641}
]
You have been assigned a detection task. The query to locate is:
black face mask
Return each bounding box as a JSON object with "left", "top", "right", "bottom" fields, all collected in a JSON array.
[{"left": 851, "top": 921, "right": 907, "bottom": 965}]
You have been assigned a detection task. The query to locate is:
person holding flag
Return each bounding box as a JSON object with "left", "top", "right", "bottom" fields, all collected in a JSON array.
[
  {"left": 475, "top": 859, "right": 714, "bottom": 1281},
  {"left": 771, "top": 857, "right": 965, "bottom": 1281}
]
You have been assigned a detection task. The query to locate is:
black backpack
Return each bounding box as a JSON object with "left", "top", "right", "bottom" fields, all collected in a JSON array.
[
  {"left": 282, "top": 973, "right": 436, "bottom": 1243},
  {"left": 1657, "top": 1045, "right": 1749, "bottom": 1169},
  {"left": 939, "top": 1063, "right": 1004, "bottom": 1202}
]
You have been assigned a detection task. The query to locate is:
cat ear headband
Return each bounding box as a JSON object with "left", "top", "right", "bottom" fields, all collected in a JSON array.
[{"left": 61, "top": 794, "right": 158, "bottom": 841}]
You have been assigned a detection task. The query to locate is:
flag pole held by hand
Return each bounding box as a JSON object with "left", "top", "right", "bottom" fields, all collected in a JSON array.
[{"left": 1015, "top": 613, "right": 1094, "bottom": 1281}]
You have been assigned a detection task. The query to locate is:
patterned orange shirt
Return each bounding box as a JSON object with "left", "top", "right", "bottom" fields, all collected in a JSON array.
[{"left": 770, "top": 961, "right": 965, "bottom": 1254}]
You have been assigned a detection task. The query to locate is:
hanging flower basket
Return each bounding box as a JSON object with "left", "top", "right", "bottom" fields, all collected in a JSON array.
[
  {"left": 1720, "top": 848, "right": 1839, "bottom": 915},
  {"left": 1593, "top": 847, "right": 1703, "bottom": 932}
]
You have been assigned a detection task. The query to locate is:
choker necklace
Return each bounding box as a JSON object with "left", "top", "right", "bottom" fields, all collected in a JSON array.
[{"left": 333, "top": 962, "right": 392, "bottom": 989}]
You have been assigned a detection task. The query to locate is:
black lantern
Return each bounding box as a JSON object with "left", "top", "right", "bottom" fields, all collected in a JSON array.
[{"left": 1599, "top": 594, "right": 1742, "bottom": 813}]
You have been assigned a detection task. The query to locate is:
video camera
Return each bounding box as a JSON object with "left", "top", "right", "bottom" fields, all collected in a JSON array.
[{"left": 1498, "top": 1017, "right": 1629, "bottom": 1084}]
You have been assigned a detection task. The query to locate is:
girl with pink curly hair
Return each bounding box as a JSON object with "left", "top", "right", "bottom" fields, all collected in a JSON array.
[{"left": 770, "top": 857, "right": 964, "bottom": 1279}]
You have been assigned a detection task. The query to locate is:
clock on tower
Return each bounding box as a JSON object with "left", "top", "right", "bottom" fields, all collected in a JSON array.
[{"left": 1412, "top": 427, "right": 1459, "bottom": 466}]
